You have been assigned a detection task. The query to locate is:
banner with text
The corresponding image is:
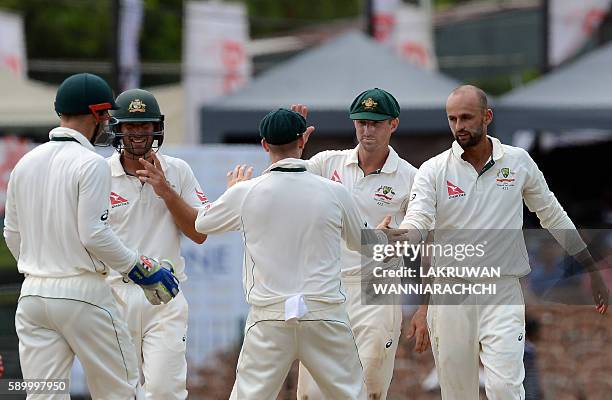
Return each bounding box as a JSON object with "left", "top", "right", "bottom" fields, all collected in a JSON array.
[
  {"left": 0, "top": 10, "right": 27, "bottom": 78},
  {"left": 183, "top": 1, "right": 252, "bottom": 144}
]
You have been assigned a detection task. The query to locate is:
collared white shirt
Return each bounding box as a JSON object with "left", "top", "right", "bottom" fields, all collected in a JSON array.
[
  {"left": 195, "top": 158, "right": 366, "bottom": 306},
  {"left": 402, "top": 136, "right": 585, "bottom": 277},
  {"left": 106, "top": 151, "right": 208, "bottom": 283},
  {"left": 3, "top": 127, "right": 138, "bottom": 278},
  {"left": 306, "top": 145, "right": 418, "bottom": 275}
]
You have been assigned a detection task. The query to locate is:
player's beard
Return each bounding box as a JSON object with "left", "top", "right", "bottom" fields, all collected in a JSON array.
[
  {"left": 455, "top": 126, "right": 485, "bottom": 148},
  {"left": 122, "top": 137, "right": 154, "bottom": 160}
]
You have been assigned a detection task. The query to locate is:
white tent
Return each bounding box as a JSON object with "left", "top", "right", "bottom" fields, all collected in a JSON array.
[
  {"left": 148, "top": 83, "right": 184, "bottom": 145},
  {"left": 496, "top": 41, "right": 612, "bottom": 137},
  {"left": 0, "top": 69, "right": 187, "bottom": 143},
  {"left": 200, "top": 31, "right": 460, "bottom": 143},
  {"left": 0, "top": 69, "right": 58, "bottom": 131}
]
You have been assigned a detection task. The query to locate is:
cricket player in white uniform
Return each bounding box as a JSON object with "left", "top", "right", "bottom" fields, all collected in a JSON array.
[
  {"left": 105, "top": 89, "right": 209, "bottom": 399},
  {"left": 4, "top": 73, "right": 180, "bottom": 399},
  {"left": 294, "top": 88, "right": 427, "bottom": 400},
  {"left": 196, "top": 108, "right": 370, "bottom": 399},
  {"left": 399, "top": 85, "right": 609, "bottom": 399}
]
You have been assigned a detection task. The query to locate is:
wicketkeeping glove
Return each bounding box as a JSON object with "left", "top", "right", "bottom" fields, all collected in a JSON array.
[{"left": 123, "top": 255, "right": 180, "bottom": 305}]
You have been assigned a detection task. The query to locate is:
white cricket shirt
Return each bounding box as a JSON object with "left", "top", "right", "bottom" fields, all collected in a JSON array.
[
  {"left": 306, "top": 146, "right": 418, "bottom": 275},
  {"left": 106, "top": 151, "right": 208, "bottom": 283},
  {"left": 402, "top": 136, "right": 585, "bottom": 277},
  {"left": 194, "top": 158, "right": 367, "bottom": 306},
  {"left": 3, "top": 127, "right": 138, "bottom": 278}
]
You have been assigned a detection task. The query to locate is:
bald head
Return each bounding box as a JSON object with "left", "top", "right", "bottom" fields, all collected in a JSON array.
[
  {"left": 446, "top": 85, "right": 492, "bottom": 149},
  {"left": 448, "top": 85, "right": 488, "bottom": 110}
]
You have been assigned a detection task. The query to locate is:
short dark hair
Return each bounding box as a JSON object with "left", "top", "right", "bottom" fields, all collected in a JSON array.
[{"left": 267, "top": 141, "right": 300, "bottom": 152}]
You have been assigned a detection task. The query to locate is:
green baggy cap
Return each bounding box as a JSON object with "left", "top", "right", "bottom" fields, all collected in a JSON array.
[
  {"left": 349, "top": 88, "right": 400, "bottom": 121},
  {"left": 259, "top": 108, "right": 307, "bottom": 145}
]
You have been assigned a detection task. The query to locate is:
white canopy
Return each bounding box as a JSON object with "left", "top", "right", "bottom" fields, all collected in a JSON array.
[{"left": 0, "top": 69, "right": 58, "bottom": 130}]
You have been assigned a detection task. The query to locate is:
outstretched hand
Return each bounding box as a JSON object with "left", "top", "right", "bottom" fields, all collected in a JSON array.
[
  {"left": 407, "top": 306, "right": 430, "bottom": 353},
  {"left": 590, "top": 270, "right": 609, "bottom": 315},
  {"left": 291, "top": 103, "right": 315, "bottom": 145},
  {"left": 227, "top": 164, "right": 254, "bottom": 189},
  {"left": 136, "top": 152, "right": 172, "bottom": 198},
  {"left": 376, "top": 215, "right": 392, "bottom": 229}
]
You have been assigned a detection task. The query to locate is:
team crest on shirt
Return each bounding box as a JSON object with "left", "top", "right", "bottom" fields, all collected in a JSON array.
[
  {"left": 374, "top": 185, "right": 395, "bottom": 205},
  {"left": 110, "top": 192, "right": 129, "bottom": 208},
  {"left": 496, "top": 167, "right": 516, "bottom": 190}
]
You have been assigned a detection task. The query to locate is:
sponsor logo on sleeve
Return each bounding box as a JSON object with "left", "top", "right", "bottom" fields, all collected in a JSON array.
[{"left": 195, "top": 189, "right": 209, "bottom": 204}]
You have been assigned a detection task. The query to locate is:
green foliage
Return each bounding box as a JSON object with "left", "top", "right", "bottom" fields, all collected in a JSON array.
[
  {"left": 141, "top": 0, "right": 182, "bottom": 61},
  {"left": 466, "top": 68, "right": 541, "bottom": 96},
  {"left": 0, "top": 0, "right": 183, "bottom": 61},
  {"left": 434, "top": 0, "right": 487, "bottom": 10},
  {"left": 241, "top": 0, "right": 361, "bottom": 37},
  {"left": 0, "top": 0, "right": 362, "bottom": 62},
  {"left": 0, "top": 0, "right": 522, "bottom": 74},
  {"left": 0, "top": 0, "right": 113, "bottom": 59}
]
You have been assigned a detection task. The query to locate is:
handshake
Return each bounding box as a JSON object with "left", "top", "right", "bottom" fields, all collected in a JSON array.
[{"left": 122, "top": 255, "right": 180, "bottom": 305}]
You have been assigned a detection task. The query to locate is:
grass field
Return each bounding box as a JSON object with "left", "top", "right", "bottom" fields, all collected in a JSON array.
[
  {"left": 0, "top": 236, "right": 20, "bottom": 286},
  {"left": 0, "top": 236, "right": 16, "bottom": 266}
]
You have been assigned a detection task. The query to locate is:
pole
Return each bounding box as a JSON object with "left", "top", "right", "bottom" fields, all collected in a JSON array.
[
  {"left": 111, "top": 0, "right": 121, "bottom": 93},
  {"left": 365, "top": 0, "right": 374, "bottom": 37},
  {"left": 542, "top": 0, "right": 550, "bottom": 73}
]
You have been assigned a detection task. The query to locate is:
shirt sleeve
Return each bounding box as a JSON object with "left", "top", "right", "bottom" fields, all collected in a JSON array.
[
  {"left": 304, "top": 151, "right": 327, "bottom": 177},
  {"left": 333, "top": 185, "right": 367, "bottom": 252},
  {"left": 78, "top": 158, "right": 138, "bottom": 273},
  {"left": 401, "top": 159, "right": 437, "bottom": 234},
  {"left": 177, "top": 158, "right": 210, "bottom": 208},
  {"left": 394, "top": 167, "right": 418, "bottom": 227},
  {"left": 3, "top": 168, "right": 21, "bottom": 260},
  {"left": 521, "top": 150, "right": 586, "bottom": 255},
  {"left": 195, "top": 183, "right": 245, "bottom": 234}
]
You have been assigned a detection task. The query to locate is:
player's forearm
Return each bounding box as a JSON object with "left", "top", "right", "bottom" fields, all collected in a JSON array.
[
  {"left": 397, "top": 222, "right": 425, "bottom": 243},
  {"left": 572, "top": 248, "right": 603, "bottom": 274},
  {"left": 3, "top": 229, "right": 20, "bottom": 261},
  {"left": 159, "top": 187, "right": 207, "bottom": 244},
  {"left": 547, "top": 227, "right": 587, "bottom": 256},
  {"left": 78, "top": 207, "right": 138, "bottom": 272},
  {"left": 80, "top": 226, "right": 138, "bottom": 274},
  {"left": 416, "top": 303, "right": 428, "bottom": 314},
  {"left": 416, "top": 231, "right": 434, "bottom": 307}
]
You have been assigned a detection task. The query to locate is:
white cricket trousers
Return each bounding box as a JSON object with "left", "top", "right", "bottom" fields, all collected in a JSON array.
[
  {"left": 15, "top": 274, "right": 139, "bottom": 400},
  {"left": 297, "top": 276, "right": 402, "bottom": 400},
  {"left": 110, "top": 280, "right": 188, "bottom": 400},
  {"left": 428, "top": 277, "right": 526, "bottom": 400},
  {"left": 230, "top": 300, "right": 367, "bottom": 400}
]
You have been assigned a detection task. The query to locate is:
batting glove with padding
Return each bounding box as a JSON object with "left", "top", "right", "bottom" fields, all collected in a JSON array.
[{"left": 124, "top": 255, "right": 180, "bottom": 305}]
